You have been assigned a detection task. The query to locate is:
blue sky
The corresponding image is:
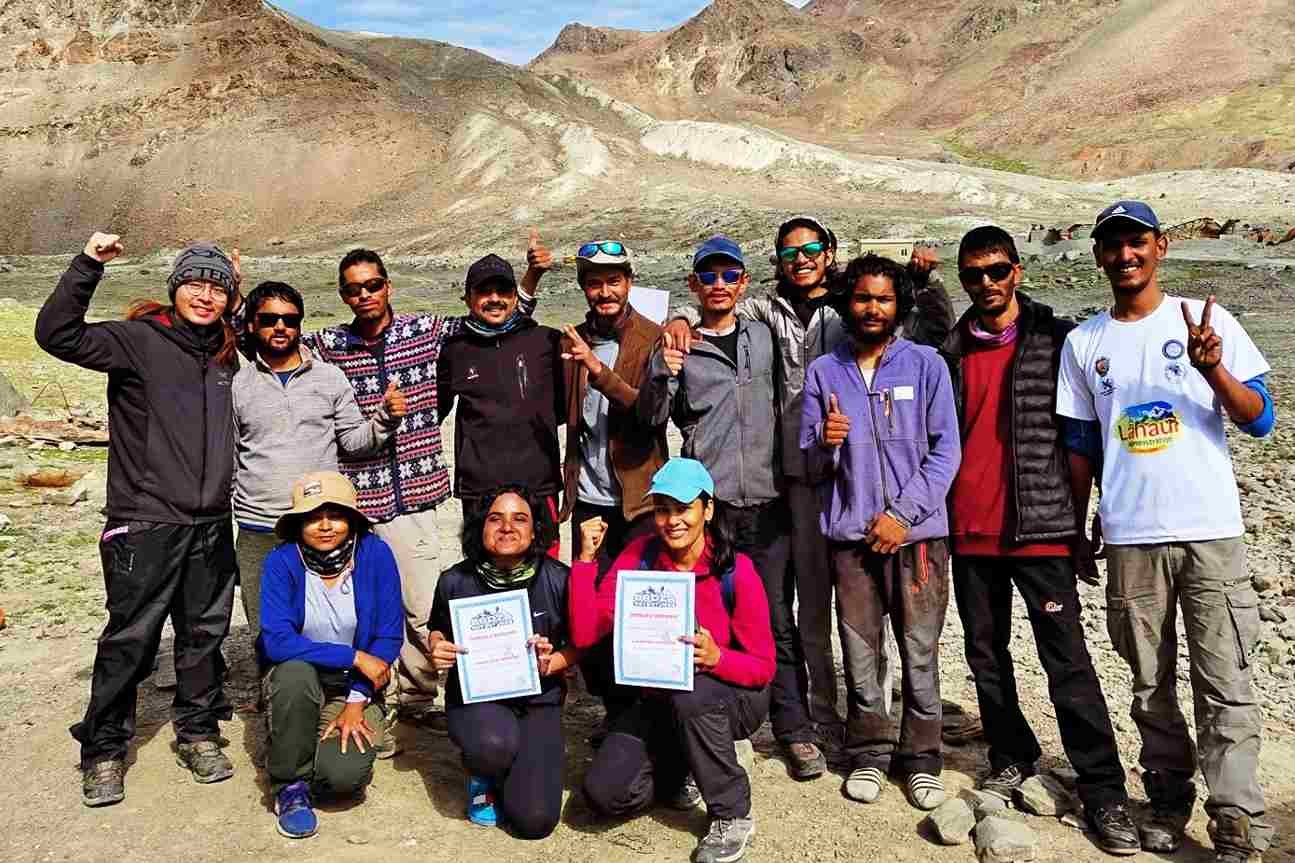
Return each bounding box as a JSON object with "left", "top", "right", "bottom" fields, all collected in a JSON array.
[{"left": 273, "top": 1, "right": 807, "bottom": 65}]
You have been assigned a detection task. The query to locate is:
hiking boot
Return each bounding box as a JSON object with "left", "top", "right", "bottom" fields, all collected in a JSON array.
[
  {"left": 782, "top": 741, "right": 826, "bottom": 781},
  {"left": 467, "top": 774, "right": 498, "bottom": 827},
  {"left": 979, "top": 761, "right": 1035, "bottom": 802},
  {"left": 1087, "top": 803, "right": 1141, "bottom": 856},
  {"left": 667, "top": 774, "right": 703, "bottom": 811},
  {"left": 82, "top": 760, "right": 125, "bottom": 808},
  {"left": 1208, "top": 812, "right": 1260, "bottom": 862},
  {"left": 1140, "top": 770, "right": 1196, "bottom": 853},
  {"left": 274, "top": 781, "right": 318, "bottom": 839},
  {"left": 693, "top": 816, "right": 755, "bottom": 863},
  {"left": 843, "top": 766, "right": 886, "bottom": 803},
  {"left": 905, "top": 772, "right": 947, "bottom": 811},
  {"left": 175, "top": 740, "right": 234, "bottom": 784}
]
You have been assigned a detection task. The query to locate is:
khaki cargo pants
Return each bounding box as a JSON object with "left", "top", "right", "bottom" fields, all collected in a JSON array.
[{"left": 1105, "top": 537, "right": 1272, "bottom": 852}]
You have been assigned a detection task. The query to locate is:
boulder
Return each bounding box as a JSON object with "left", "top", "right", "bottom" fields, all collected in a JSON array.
[
  {"left": 0, "top": 370, "right": 29, "bottom": 420},
  {"left": 975, "top": 816, "right": 1040, "bottom": 862},
  {"left": 926, "top": 797, "right": 976, "bottom": 845},
  {"left": 1014, "top": 774, "right": 1077, "bottom": 817},
  {"left": 962, "top": 788, "right": 1008, "bottom": 821}
]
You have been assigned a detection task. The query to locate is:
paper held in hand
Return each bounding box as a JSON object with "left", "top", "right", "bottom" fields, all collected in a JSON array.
[
  {"left": 613, "top": 570, "right": 695, "bottom": 691},
  {"left": 449, "top": 589, "right": 542, "bottom": 704}
]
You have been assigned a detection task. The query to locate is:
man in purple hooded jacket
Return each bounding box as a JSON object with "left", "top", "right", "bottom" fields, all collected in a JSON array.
[{"left": 800, "top": 254, "right": 961, "bottom": 812}]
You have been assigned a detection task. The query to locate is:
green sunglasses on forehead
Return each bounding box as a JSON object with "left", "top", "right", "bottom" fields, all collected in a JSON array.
[{"left": 777, "top": 241, "right": 828, "bottom": 262}]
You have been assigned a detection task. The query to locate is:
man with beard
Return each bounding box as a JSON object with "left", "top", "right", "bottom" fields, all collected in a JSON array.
[
  {"left": 939, "top": 227, "right": 1138, "bottom": 854},
  {"left": 638, "top": 236, "right": 814, "bottom": 779},
  {"left": 437, "top": 254, "right": 566, "bottom": 529},
  {"left": 232, "top": 281, "right": 407, "bottom": 643},
  {"left": 801, "top": 254, "right": 960, "bottom": 811},
  {"left": 1058, "top": 201, "right": 1275, "bottom": 863},
  {"left": 662, "top": 218, "right": 953, "bottom": 777}
]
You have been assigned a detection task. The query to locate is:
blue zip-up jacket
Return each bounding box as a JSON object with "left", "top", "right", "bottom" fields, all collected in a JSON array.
[
  {"left": 258, "top": 533, "right": 403, "bottom": 699},
  {"left": 801, "top": 337, "right": 961, "bottom": 544}
]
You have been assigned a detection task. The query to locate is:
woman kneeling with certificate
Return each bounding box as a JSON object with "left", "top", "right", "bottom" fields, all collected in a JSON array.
[
  {"left": 571, "top": 459, "right": 774, "bottom": 863},
  {"left": 426, "top": 485, "right": 578, "bottom": 838},
  {"left": 259, "top": 472, "right": 402, "bottom": 840}
]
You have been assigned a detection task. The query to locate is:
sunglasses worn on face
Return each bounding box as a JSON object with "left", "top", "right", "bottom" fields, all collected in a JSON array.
[
  {"left": 696, "top": 269, "right": 744, "bottom": 286},
  {"left": 959, "top": 263, "right": 1015, "bottom": 285},
  {"left": 777, "top": 241, "right": 828, "bottom": 262},
  {"left": 256, "top": 312, "right": 303, "bottom": 329},
  {"left": 340, "top": 277, "right": 387, "bottom": 299},
  {"left": 578, "top": 241, "right": 626, "bottom": 258}
]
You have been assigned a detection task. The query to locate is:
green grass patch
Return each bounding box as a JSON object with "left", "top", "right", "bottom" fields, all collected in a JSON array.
[{"left": 942, "top": 135, "right": 1037, "bottom": 176}]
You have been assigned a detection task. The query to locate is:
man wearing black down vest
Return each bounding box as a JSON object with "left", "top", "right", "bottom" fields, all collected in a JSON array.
[{"left": 939, "top": 226, "right": 1140, "bottom": 856}]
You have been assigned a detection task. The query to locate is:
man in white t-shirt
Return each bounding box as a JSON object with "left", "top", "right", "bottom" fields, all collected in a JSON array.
[{"left": 1056, "top": 201, "right": 1276, "bottom": 863}]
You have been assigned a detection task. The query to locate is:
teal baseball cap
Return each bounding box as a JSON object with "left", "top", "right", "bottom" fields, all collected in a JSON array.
[{"left": 646, "top": 458, "right": 715, "bottom": 504}]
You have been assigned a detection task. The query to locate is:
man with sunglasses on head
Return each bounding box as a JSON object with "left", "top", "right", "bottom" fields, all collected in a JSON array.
[
  {"left": 640, "top": 236, "right": 815, "bottom": 778},
  {"left": 233, "top": 281, "right": 407, "bottom": 645},
  {"left": 304, "top": 231, "right": 552, "bottom": 732},
  {"left": 661, "top": 218, "right": 952, "bottom": 779},
  {"left": 938, "top": 226, "right": 1139, "bottom": 855}
]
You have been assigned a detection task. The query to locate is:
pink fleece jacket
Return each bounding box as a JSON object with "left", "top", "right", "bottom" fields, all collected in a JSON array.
[{"left": 569, "top": 534, "right": 775, "bottom": 689}]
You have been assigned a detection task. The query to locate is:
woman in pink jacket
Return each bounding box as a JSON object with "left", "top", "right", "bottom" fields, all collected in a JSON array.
[{"left": 571, "top": 458, "right": 774, "bottom": 863}]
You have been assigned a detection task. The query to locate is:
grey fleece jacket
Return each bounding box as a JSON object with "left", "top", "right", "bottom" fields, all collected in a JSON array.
[
  {"left": 232, "top": 346, "right": 398, "bottom": 530},
  {"left": 637, "top": 317, "right": 781, "bottom": 507}
]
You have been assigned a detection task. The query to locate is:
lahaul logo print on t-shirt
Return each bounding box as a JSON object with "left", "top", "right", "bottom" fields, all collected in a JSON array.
[{"left": 1115, "top": 401, "right": 1182, "bottom": 454}]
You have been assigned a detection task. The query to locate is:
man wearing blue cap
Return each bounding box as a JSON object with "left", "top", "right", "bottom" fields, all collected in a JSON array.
[
  {"left": 1057, "top": 201, "right": 1275, "bottom": 862},
  {"left": 639, "top": 236, "right": 826, "bottom": 779}
]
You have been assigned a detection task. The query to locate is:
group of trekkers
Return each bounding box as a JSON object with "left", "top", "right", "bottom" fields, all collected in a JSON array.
[{"left": 35, "top": 198, "right": 1274, "bottom": 863}]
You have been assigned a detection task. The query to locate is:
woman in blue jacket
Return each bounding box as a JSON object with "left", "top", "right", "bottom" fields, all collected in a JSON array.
[{"left": 258, "top": 471, "right": 403, "bottom": 839}]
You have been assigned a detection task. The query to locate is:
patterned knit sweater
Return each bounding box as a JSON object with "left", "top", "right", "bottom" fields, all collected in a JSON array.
[{"left": 303, "top": 296, "right": 534, "bottom": 523}]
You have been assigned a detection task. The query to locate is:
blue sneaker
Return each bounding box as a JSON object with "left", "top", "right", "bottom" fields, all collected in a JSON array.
[
  {"left": 467, "top": 775, "right": 498, "bottom": 827},
  {"left": 275, "top": 781, "right": 318, "bottom": 839}
]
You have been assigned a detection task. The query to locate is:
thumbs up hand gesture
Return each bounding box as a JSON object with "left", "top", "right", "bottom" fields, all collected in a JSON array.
[
  {"left": 521, "top": 227, "right": 554, "bottom": 294},
  {"left": 821, "top": 393, "right": 850, "bottom": 447},
  {"left": 383, "top": 381, "right": 408, "bottom": 418}
]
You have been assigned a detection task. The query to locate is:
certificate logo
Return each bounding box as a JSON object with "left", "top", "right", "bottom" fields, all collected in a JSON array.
[
  {"left": 469, "top": 606, "right": 516, "bottom": 631},
  {"left": 1115, "top": 400, "right": 1182, "bottom": 455},
  {"left": 632, "top": 586, "right": 678, "bottom": 609}
]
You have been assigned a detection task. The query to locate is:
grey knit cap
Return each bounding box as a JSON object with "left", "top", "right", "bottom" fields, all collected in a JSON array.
[{"left": 168, "top": 242, "right": 235, "bottom": 299}]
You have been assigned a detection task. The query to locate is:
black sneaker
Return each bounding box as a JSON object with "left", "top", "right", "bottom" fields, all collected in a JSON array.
[
  {"left": 176, "top": 740, "right": 234, "bottom": 784},
  {"left": 82, "top": 760, "right": 125, "bottom": 807},
  {"left": 667, "top": 774, "right": 703, "bottom": 811},
  {"left": 782, "top": 741, "right": 826, "bottom": 781},
  {"left": 979, "top": 762, "right": 1035, "bottom": 802},
  {"left": 1087, "top": 803, "right": 1141, "bottom": 856},
  {"left": 693, "top": 816, "right": 755, "bottom": 863},
  {"left": 1140, "top": 770, "right": 1196, "bottom": 853}
]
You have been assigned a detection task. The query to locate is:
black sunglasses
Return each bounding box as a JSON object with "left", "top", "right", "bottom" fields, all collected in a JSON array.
[
  {"left": 340, "top": 277, "right": 388, "bottom": 299},
  {"left": 256, "top": 312, "right": 303, "bottom": 329},
  {"left": 958, "top": 262, "right": 1015, "bottom": 285}
]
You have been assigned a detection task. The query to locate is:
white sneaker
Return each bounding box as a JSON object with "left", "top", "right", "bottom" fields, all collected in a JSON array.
[
  {"left": 906, "top": 772, "right": 946, "bottom": 810},
  {"left": 844, "top": 767, "right": 885, "bottom": 803}
]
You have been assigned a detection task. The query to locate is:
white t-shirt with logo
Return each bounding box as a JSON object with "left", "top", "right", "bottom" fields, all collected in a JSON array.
[{"left": 1056, "top": 295, "right": 1269, "bottom": 545}]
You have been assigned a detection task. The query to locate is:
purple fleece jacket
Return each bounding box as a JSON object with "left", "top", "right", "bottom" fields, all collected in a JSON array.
[{"left": 800, "top": 337, "right": 961, "bottom": 544}]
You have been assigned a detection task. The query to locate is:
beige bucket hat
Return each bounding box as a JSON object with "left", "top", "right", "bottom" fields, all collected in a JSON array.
[{"left": 274, "top": 471, "right": 371, "bottom": 541}]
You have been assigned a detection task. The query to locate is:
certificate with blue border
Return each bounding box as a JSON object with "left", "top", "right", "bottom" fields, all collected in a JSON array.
[
  {"left": 449, "top": 589, "right": 542, "bottom": 704},
  {"left": 613, "top": 570, "right": 695, "bottom": 691}
]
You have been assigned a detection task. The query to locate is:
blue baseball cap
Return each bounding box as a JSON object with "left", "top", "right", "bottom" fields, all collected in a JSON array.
[
  {"left": 693, "top": 235, "right": 745, "bottom": 271},
  {"left": 1091, "top": 201, "right": 1161, "bottom": 238},
  {"left": 646, "top": 458, "right": 715, "bottom": 504}
]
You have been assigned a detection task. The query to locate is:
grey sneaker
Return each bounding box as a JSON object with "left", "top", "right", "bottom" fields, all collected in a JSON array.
[
  {"left": 82, "top": 760, "right": 125, "bottom": 807},
  {"left": 843, "top": 766, "right": 885, "bottom": 803},
  {"left": 1141, "top": 770, "right": 1196, "bottom": 853},
  {"left": 979, "top": 761, "right": 1035, "bottom": 802},
  {"left": 176, "top": 740, "right": 234, "bottom": 784},
  {"left": 667, "top": 774, "right": 703, "bottom": 810},
  {"left": 694, "top": 816, "right": 755, "bottom": 863}
]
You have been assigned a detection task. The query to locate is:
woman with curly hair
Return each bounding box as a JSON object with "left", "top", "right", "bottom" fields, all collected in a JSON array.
[{"left": 426, "top": 485, "right": 577, "bottom": 839}]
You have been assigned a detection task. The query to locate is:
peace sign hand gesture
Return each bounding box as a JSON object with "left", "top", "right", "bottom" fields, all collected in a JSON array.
[{"left": 1182, "top": 295, "right": 1223, "bottom": 372}]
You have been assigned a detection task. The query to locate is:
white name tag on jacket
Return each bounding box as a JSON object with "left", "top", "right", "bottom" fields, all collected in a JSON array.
[{"left": 892, "top": 385, "right": 915, "bottom": 401}]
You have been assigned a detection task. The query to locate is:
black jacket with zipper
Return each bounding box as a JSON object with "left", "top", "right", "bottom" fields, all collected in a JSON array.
[
  {"left": 938, "top": 292, "right": 1077, "bottom": 543},
  {"left": 35, "top": 254, "right": 237, "bottom": 524}
]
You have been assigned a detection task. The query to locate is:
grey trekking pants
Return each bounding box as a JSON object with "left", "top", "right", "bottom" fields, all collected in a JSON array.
[
  {"left": 1105, "top": 537, "right": 1271, "bottom": 851},
  {"left": 373, "top": 509, "right": 442, "bottom": 707}
]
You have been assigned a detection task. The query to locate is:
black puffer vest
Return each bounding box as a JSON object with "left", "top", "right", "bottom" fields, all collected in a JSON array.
[{"left": 940, "top": 293, "right": 1077, "bottom": 543}]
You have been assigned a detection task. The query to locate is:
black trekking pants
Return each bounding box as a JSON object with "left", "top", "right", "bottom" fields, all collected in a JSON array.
[{"left": 72, "top": 519, "right": 236, "bottom": 768}]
